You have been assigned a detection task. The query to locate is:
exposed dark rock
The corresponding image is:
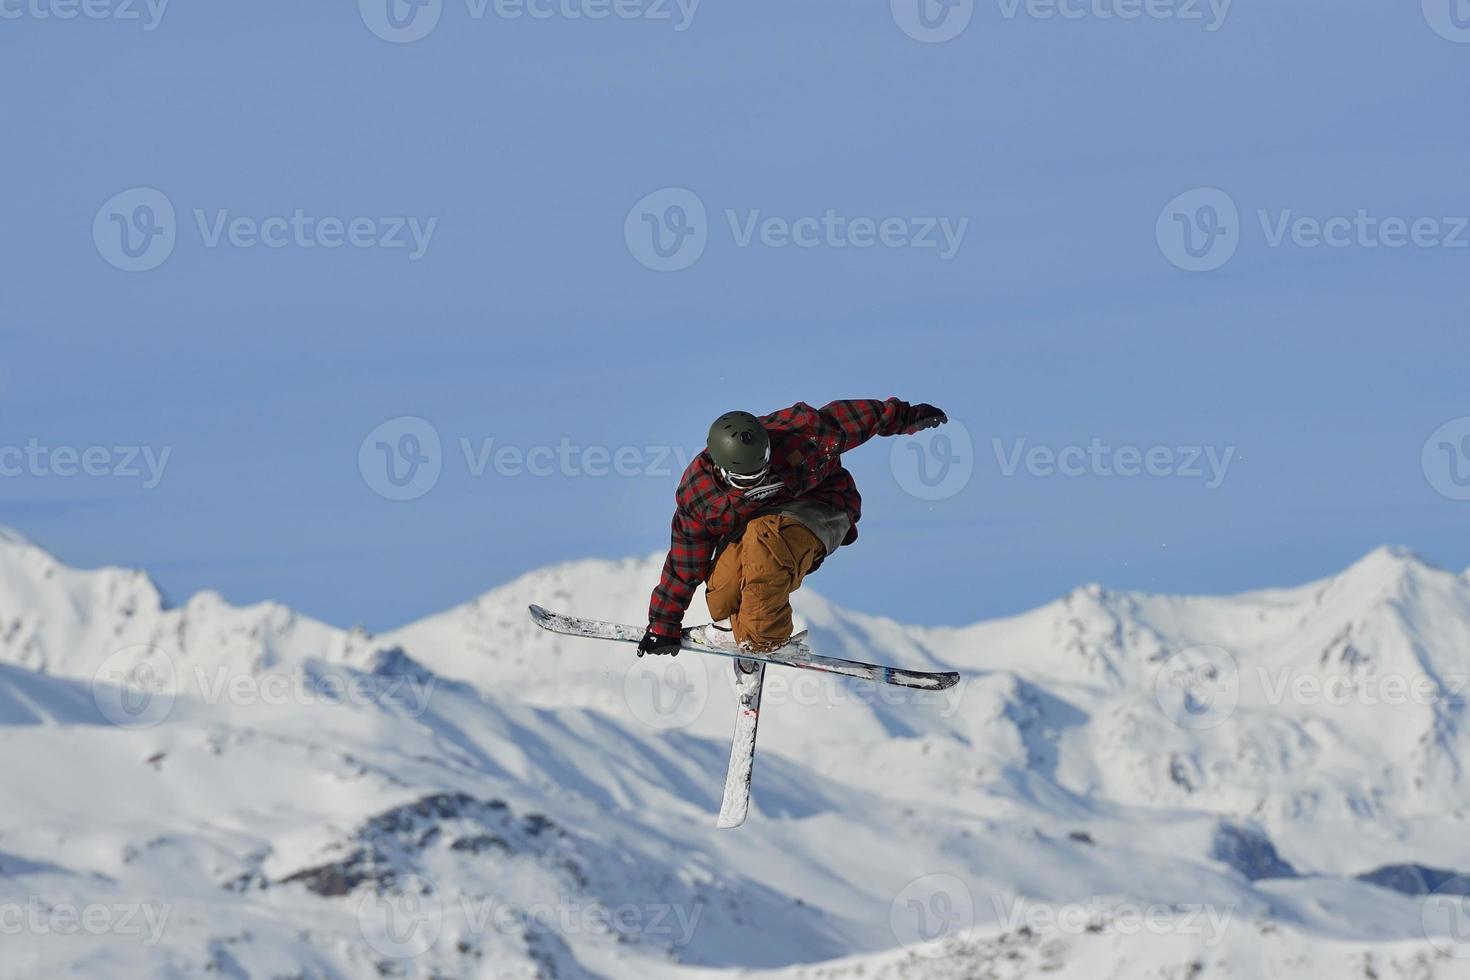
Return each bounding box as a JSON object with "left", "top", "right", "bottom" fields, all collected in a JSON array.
[
  {"left": 279, "top": 849, "right": 375, "bottom": 897},
  {"left": 1210, "top": 821, "right": 1296, "bottom": 881},
  {"left": 275, "top": 792, "right": 574, "bottom": 899},
  {"left": 450, "top": 834, "right": 508, "bottom": 854},
  {"left": 1169, "top": 755, "right": 1196, "bottom": 793},
  {"left": 1355, "top": 863, "right": 1470, "bottom": 896},
  {"left": 367, "top": 646, "right": 437, "bottom": 684}
]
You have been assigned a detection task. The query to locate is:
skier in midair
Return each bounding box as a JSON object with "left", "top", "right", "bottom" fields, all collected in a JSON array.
[{"left": 637, "top": 399, "right": 949, "bottom": 657}]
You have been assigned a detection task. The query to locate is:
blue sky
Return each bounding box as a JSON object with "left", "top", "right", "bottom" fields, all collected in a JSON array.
[{"left": 2, "top": 0, "right": 1467, "bottom": 631}]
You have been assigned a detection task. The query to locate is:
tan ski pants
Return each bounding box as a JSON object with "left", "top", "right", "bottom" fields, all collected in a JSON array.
[{"left": 704, "top": 513, "right": 826, "bottom": 652}]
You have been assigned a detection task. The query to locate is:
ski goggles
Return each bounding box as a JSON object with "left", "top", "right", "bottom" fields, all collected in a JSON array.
[{"left": 718, "top": 448, "right": 771, "bottom": 489}]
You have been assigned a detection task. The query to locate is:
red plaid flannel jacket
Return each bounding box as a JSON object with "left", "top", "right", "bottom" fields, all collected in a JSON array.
[{"left": 647, "top": 398, "right": 924, "bottom": 634}]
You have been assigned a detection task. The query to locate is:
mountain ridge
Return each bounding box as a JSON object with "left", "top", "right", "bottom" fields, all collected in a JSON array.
[{"left": 5, "top": 528, "right": 1470, "bottom": 977}]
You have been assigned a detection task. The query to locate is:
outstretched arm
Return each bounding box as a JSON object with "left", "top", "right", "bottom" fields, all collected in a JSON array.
[{"left": 820, "top": 398, "right": 948, "bottom": 453}]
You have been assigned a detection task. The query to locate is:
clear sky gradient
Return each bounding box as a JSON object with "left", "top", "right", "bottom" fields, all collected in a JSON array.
[{"left": 3, "top": 0, "right": 1467, "bottom": 631}]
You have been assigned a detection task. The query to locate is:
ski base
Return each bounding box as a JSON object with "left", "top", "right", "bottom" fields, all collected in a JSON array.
[{"left": 716, "top": 659, "right": 765, "bottom": 829}]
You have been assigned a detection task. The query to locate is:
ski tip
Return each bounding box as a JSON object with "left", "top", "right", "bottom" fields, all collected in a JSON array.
[
  {"left": 890, "top": 668, "right": 961, "bottom": 691},
  {"left": 715, "top": 813, "right": 747, "bottom": 830},
  {"left": 528, "top": 604, "right": 551, "bottom": 624}
]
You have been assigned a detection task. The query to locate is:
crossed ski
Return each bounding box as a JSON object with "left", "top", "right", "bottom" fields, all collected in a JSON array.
[{"left": 528, "top": 604, "right": 960, "bottom": 828}]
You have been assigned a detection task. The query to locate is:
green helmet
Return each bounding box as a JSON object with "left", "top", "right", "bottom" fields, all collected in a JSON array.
[{"left": 706, "top": 411, "right": 771, "bottom": 477}]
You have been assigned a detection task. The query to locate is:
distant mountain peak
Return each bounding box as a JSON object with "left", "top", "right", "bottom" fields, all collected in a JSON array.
[
  {"left": 1358, "top": 543, "right": 1431, "bottom": 567},
  {"left": 1333, "top": 545, "right": 1445, "bottom": 594}
]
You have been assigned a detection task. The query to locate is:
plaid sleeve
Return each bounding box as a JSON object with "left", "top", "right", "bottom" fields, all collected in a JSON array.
[
  {"left": 648, "top": 505, "right": 717, "bottom": 634},
  {"left": 820, "top": 398, "right": 916, "bottom": 452}
]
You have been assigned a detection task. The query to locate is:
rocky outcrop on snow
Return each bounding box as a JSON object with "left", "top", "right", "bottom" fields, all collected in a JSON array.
[
  {"left": 1209, "top": 822, "right": 1298, "bottom": 882},
  {"left": 1356, "top": 864, "right": 1470, "bottom": 897}
]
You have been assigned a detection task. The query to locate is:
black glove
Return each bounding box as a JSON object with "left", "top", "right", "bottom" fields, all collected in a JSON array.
[
  {"left": 636, "top": 627, "right": 681, "bottom": 657},
  {"left": 905, "top": 404, "right": 948, "bottom": 434}
]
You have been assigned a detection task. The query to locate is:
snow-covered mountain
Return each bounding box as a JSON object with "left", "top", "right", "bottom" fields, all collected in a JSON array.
[{"left": 4, "top": 525, "right": 1470, "bottom": 978}]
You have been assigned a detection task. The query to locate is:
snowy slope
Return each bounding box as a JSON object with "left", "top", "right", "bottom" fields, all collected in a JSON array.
[{"left": 3, "top": 528, "right": 1470, "bottom": 978}]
